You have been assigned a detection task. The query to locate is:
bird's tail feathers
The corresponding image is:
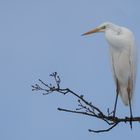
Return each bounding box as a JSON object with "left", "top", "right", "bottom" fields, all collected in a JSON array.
[{"left": 119, "top": 87, "right": 132, "bottom": 106}]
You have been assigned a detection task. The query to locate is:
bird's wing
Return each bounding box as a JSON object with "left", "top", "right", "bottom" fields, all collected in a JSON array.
[
  {"left": 129, "top": 41, "right": 137, "bottom": 95},
  {"left": 109, "top": 42, "right": 136, "bottom": 105},
  {"left": 109, "top": 47, "right": 119, "bottom": 94}
]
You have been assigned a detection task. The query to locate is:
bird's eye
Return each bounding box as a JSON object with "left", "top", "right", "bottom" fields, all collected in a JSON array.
[{"left": 102, "top": 26, "right": 106, "bottom": 29}]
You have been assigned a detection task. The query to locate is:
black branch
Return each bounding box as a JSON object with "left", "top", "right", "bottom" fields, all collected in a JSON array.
[{"left": 32, "top": 72, "right": 140, "bottom": 133}]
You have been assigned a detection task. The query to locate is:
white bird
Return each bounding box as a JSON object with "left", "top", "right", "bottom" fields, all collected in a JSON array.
[{"left": 82, "top": 22, "right": 137, "bottom": 118}]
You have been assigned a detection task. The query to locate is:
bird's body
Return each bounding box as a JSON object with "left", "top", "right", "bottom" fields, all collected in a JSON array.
[
  {"left": 104, "top": 23, "right": 136, "bottom": 105},
  {"left": 82, "top": 22, "right": 137, "bottom": 110}
]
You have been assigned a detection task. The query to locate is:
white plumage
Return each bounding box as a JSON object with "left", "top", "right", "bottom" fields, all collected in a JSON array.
[{"left": 82, "top": 22, "right": 137, "bottom": 107}]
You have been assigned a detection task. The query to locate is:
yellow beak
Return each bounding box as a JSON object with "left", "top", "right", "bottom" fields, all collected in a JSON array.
[{"left": 82, "top": 28, "right": 101, "bottom": 36}]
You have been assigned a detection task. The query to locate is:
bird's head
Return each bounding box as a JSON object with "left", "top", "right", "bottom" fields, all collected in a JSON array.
[{"left": 82, "top": 22, "right": 115, "bottom": 36}]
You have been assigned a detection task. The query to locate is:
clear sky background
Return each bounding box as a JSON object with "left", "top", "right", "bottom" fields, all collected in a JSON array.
[{"left": 0, "top": 0, "right": 140, "bottom": 139}]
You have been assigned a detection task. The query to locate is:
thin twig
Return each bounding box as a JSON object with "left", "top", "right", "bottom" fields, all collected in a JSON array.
[{"left": 89, "top": 123, "right": 118, "bottom": 133}]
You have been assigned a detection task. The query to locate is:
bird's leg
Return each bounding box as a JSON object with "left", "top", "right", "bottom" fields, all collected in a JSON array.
[
  {"left": 113, "top": 91, "right": 119, "bottom": 117},
  {"left": 113, "top": 79, "right": 119, "bottom": 117},
  {"left": 128, "top": 94, "right": 133, "bottom": 129},
  {"left": 127, "top": 79, "right": 133, "bottom": 129}
]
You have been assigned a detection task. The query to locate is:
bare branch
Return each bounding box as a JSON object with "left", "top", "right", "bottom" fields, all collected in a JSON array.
[
  {"left": 89, "top": 123, "right": 118, "bottom": 133},
  {"left": 32, "top": 72, "right": 140, "bottom": 133}
]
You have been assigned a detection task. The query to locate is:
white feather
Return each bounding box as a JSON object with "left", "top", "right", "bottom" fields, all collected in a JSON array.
[{"left": 105, "top": 24, "right": 136, "bottom": 105}]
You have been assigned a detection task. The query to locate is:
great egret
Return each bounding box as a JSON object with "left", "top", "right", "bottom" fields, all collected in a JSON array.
[{"left": 82, "top": 22, "right": 137, "bottom": 118}]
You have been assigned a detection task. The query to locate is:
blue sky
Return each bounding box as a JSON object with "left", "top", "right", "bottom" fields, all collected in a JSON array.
[{"left": 0, "top": 0, "right": 140, "bottom": 139}]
